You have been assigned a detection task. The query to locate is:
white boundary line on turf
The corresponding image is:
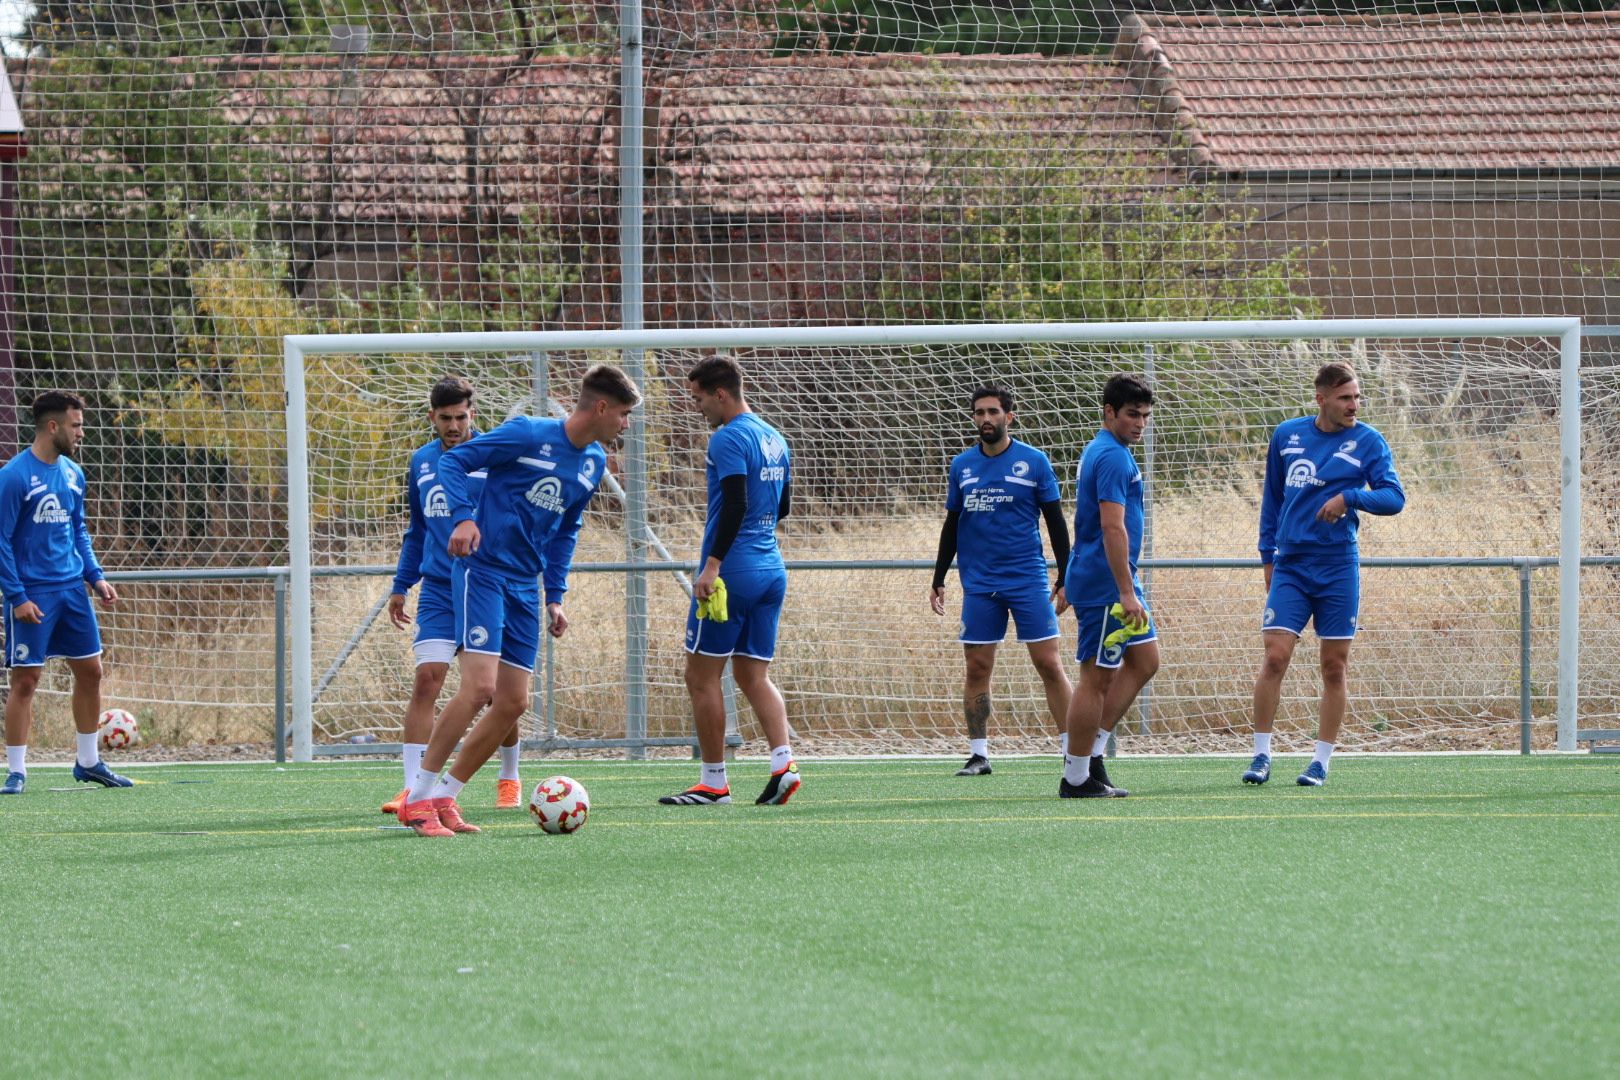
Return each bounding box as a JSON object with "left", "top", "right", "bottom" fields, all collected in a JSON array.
[{"left": 14, "top": 748, "right": 1597, "bottom": 770}]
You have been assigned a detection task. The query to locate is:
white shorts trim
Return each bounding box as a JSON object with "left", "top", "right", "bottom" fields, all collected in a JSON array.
[
  {"left": 413, "top": 639, "right": 458, "bottom": 666},
  {"left": 959, "top": 637, "right": 1004, "bottom": 646},
  {"left": 1019, "top": 632, "right": 1061, "bottom": 645},
  {"left": 1316, "top": 634, "right": 1357, "bottom": 641},
  {"left": 733, "top": 651, "right": 774, "bottom": 663},
  {"left": 686, "top": 645, "right": 734, "bottom": 658},
  {"left": 498, "top": 658, "right": 537, "bottom": 672},
  {"left": 1260, "top": 624, "right": 1302, "bottom": 637},
  {"left": 463, "top": 647, "right": 502, "bottom": 658},
  {"left": 63, "top": 650, "right": 104, "bottom": 661}
]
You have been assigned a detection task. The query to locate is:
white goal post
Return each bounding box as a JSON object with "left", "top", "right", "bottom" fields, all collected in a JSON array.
[{"left": 283, "top": 317, "right": 1583, "bottom": 763}]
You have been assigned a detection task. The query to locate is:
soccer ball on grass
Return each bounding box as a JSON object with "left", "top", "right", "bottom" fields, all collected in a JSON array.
[
  {"left": 97, "top": 708, "right": 140, "bottom": 751},
  {"left": 528, "top": 775, "right": 589, "bottom": 834}
]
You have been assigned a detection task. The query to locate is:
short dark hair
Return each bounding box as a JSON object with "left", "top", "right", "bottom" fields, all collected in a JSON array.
[
  {"left": 687, "top": 355, "right": 744, "bottom": 397},
  {"left": 970, "top": 385, "right": 1013, "bottom": 413},
  {"left": 429, "top": 376, "right": 474, "bottom": 410},
  {"left": 578, "top": 363, "right": 642, "bottom": 407},
  {"left": 1102, "top": 374, "right": 1153, "bottom": 413},
  {"left": 1315, "top": 362, "right": 1358, "bottom": 391},
  {"left": 32, "top": 390, "right": 85, "bottom": 428}
]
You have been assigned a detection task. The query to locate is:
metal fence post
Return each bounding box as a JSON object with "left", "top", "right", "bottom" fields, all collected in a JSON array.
[
  {"left": 274, "top": 571, "right": 287, "bottom": 764},
  {"left": 1520, "top": 560, "right": 1533, "bottom": 756}
]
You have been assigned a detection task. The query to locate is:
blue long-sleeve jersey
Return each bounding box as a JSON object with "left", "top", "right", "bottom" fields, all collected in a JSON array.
[
  {"left": 0, "top": 448, "right": 106, "bottom": 605},
  {"left": 438, "top": 416, "right": 606, "bottom": 604},
  {"left": 1259, "top": 416, "right": 1406, "bottom": 565},
  {"left": 391, "top": 436, "right": 487, "bottom": 596}
]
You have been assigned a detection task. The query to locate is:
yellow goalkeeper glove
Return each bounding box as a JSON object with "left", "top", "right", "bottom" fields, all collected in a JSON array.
[
  {"left": 696, "top": 577, "right": 728, "bottom": 622},
  {"left": 1102, "top": 602, "right": 1150, "bottom": 649}
]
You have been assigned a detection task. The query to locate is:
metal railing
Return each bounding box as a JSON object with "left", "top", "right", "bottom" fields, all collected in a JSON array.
[{"left": 104, "top": 553, "right": 1608, "bottom": 762}]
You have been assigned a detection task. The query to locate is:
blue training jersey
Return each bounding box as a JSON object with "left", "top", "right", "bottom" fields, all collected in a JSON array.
[
  {"left": 0, "top": 448, "right": 106, "bottom": 606},
  {"left": 1259, "top": 416, "right": 1406, "bottom": 565},
  {"left": 700, "top": 411, "right": 789, "bottom": 576},
  {"left": 391, "top": 435, "right": 488, "bottom": 595},
  {"left": 437, "top": 416, "right": 607, "bottom": 604},
  {"left": 945, "top": 438, "right": 1061, "bottom": 594},
  {"left": 1066, "top": 430, "right": 1145, "bottom": 608}
]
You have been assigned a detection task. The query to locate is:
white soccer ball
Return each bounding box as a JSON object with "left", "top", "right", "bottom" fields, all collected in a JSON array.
[
  {"left": 97, "top": 708, "right": 140, "bottom": 751},
  {"left": 528, "top": 775, "right": 590, "bottom": 834}
]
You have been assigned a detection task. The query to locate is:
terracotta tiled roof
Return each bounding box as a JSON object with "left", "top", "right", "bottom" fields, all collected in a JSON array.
[
  {"left": 1118, "top": 11, "right": 1620, "bottom": 176},
  {"left": 653, "top": 53, "right": 1169, "bottom": 219},
  {"left": 213, "top": 54, "right": 617, "bottom": 224}
]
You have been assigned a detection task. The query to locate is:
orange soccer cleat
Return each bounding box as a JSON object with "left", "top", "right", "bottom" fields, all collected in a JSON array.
[
  {"left": 401, "top": 798, "right": 455, "bottom": 837},
  {"left": 434, "top": 798, "right": 482, "bottom": 834},
  {"left": 381, "top": 788, "right": 408, "bottom": 815},
  {"left": 495, "top": 778, "right": 522, "bottom": 810}
]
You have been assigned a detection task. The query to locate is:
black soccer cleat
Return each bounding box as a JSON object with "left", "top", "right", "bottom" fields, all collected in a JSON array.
[
  {"left": 1059, "top": 775, "right": 1127, "bottom": 799},
  {"left": 755, "top": 763, "right": 802, "bottom": 805},
  {"left": 658, "top": 784, "right": 732, "bottom": 806},
  {"left": 1089, "top": 755, "right": 1115, "bottom": 790},
  {"left": 955, "top": 754, "right": 992, "bottom": 777}
]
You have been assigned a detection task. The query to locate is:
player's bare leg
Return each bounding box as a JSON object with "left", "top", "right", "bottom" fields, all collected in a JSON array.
[
  {"left": 2, "top": 667, "right": 42, "bottom": 794},
  {"left": 446, "top": 663, "right": 530, "bottom": 784},
  {"left": 383, "top": 660, "right": 447, "bottom": 814},
  {"left": 732, "top": 655, "right": 800, "bottom": 805},
  {"left": 4, "top": 666, "right": 41, "bottom": 748},
  {"left": 1244, "top": 630, "right": 1298, "bottom": 785},
  {"left": 957, "top": 643, "right": 997, "bottom": 775},
  {"left": 1025, "top": 637, "right": 1073, "bottom": 739},
  {"left": 1061, "top": 660, "right": 1125, "bottom": 797},
  {"left": 1088, "top": 639, "right": 1158, "bottom": 792},
  {"left": 663, "top": 651, "right": 735, "bottom": 804},
  {"left": 1298, "top": 638, "right": 1352, "bottom": 787},
  {"left": 66, "top": 656, "right": 128, "bottom": 788},
  {"left": 399, "top": 652, "right": 497, "bottom": 834}
]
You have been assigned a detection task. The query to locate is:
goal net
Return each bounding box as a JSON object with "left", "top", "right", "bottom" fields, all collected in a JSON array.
[{"left": 286, "top": 318, "right": 1593, "bottom": 760}]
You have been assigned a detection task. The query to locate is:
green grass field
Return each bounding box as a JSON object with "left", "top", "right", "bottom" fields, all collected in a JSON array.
[{"left": 3, "top": 755, "right": 1617, "bottom": 1079}]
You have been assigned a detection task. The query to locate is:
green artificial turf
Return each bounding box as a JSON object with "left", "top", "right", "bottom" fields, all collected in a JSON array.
[{"left": 2, "top": 756, "right": 1616, "bottom": 1079}]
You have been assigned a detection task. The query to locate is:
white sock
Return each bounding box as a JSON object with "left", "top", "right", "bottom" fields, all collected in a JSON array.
[
  {"left": 1062, "top": 753, "right": 1090, "bottom": 786},
  {"left": 1254, "top": 731, "right": 1273, "bottom": 757},
  {"left": 6, "top": 745, "right": 25, "bottom": 775},
  {"left": 770, "top": 744, "right": 793, "bottom": 772},
  {"left": 1313, "top": 740, "right": 1335, "bottom": 769},
  {"left": 1090, "top": 729, "right": 1112, "bottom": 758},
  {"left": 498, "top": 743, "right": 521, "bottom": 781},
  {"left": 969, "top": 738, "right": 988, "bottom": 759},
  {"left": 76, "top": 733, "right": 101, "bottom": 769},
  {"left": 403, "top": 743, "right": 426, "bottom": 787},
  {"left": 430, "top": 774, "right": 466, "bottom": 801},
  {"left": 701, "top": 761, "right": 728, "bottom": 790},
  {"left": 1059, "top": 731, "right": 1068, "bottom": 756},
  {"left": 406, "top": 766, "right": 440, "bottom": 805}
]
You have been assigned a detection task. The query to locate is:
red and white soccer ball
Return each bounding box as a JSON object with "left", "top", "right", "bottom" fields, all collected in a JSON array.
[
  {"left": 97, "top": 708, "right": 140, "bottom": 752},
  {"left": 529, "top": 775, "right": 590, "bottom": 834}
]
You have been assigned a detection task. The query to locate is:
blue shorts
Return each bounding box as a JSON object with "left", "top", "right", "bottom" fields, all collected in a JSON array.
[
  {"left": 5, "top": 584, "right": 103, "bottom": 668},
  {"left": 413, "top": 575, "right": 458, "bottom": 665},
  {"left": 960, "top": 584, "right": 1059, "bottom": 645},
  {"left": 1073, "top": 591, "right": 1157, "bottom": 669},
  {"left": 454, "top": 562, "right": 540, "bottom": 671},
  {"left": 685, "top": 568, "right": 788, "bottom": 661},
  {"left": 1263, "top": 557, "right": 1360, "bottom": 639}
]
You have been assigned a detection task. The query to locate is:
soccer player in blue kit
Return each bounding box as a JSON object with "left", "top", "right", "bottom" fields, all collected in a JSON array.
[
  {"left": 660, "top": 355, "right": 800, "bottom": 806},
  {"left": 379, "top": 377, "right": 520, "bottom": 816},
  {"left": 1058, "top": 374, "right": 1159, "bottom": 799},
  {"left": 930, "top": 385, "right": 1072, "bottom": 776},
  {"left": 1243, "top": 362, "right": 1405, "bottom": 787},
  {"left": 0, "top": 392, "right": 131, "bottom": 795},
  {"left": 396, "top": 365, "right": 641, "bottom": 836}
]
